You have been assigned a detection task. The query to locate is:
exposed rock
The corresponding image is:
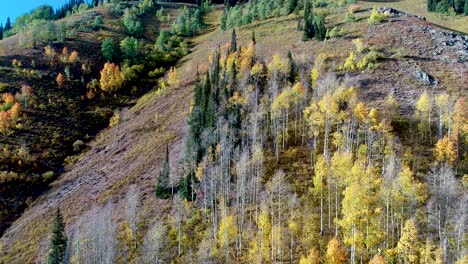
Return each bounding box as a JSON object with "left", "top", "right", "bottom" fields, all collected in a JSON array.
[{"left": 413, "top": 66, "right": 437, "bottom": 85}]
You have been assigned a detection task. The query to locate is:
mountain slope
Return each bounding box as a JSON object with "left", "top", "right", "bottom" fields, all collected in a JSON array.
[{"left": 0, "top": 3, "right": 467, "bottom": 263}]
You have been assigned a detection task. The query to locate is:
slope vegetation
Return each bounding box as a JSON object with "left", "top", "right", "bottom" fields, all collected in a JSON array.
[{"left": 1, "top": 2, "right": 467, "bottom": 264}]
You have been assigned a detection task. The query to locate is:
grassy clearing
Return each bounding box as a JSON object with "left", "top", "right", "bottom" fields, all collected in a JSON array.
[{"left": 358, "top": 0, "right": 468, "bottom": 33}]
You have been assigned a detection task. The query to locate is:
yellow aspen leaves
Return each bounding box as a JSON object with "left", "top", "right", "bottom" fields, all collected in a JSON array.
[
  {"left": 434, "top": 135, "right": 457, "bottom": 165},
  {"left": 326, "top": 237, "right": 347, "bottom": 264},
  {"left": 100, "top": 62, "right": 125, "bottom": 92},
  {"left": 397, "top": 219, "right": 420, "bottom": 264},
  {"left": 310, "top": 67, "right": 319, "bottom": 89},
  {"left": 167, "top": 67, "right": 180, "bottom": 87},
  {"left": 342, "top": 51, "right": 356, "bottom": 71}
]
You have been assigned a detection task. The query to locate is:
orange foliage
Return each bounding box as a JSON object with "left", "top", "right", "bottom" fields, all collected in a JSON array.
[{"left": 56, "top": 73, "right": 65, "bottom": 88}]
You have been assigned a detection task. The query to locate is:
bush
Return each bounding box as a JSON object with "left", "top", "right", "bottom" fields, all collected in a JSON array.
[
  {"left": 368, "top": 7, "right": 388, "bottom": 25},
  {"left": 92, "top": 15, "right": 103, "bottom": 30},
  {"left": 123, "top": 8, "right": 144, "bottom": 37},
  {"left": 73, "top": 140, "right": 85, "bottom": 151}
]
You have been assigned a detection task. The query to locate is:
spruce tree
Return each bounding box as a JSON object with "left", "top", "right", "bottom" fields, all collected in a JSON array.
[
  {"left": 220, "top": 9, "right": 228, "bottom": 31},
  {"left": 48, "top": 208, "right": 67, "bottom": 264},
  {"left": 179, "top": 173, "right": 196, "bottom": 201},
  {"left": 303, "top": 1, "right": 314, "bottom": 40},
  {"left": 230, "top": 28, "right": 237, "bottom": 53},
  {"left": 287, "top": 50, "right": 296, "bottom": 84},
  {"left": 0, "top": 23, "right": 3, "bottom": 40},
  {"left": 155, "top": 144, "right": 171, "bottom": 199},
  {"left": 4, "top": 17, "right": 11, "bottom": 31},
  {"left": 314, "top": 14, "right": 326, "bottom": 41}
]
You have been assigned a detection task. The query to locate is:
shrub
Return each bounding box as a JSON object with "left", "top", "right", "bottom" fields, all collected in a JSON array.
[
  {"left": 123, "top": 8, "right": 144, "bottom": 37},
  {"left": 368, "top": 7, "right": 388, "bottom": 25},
  {"left": 109, "top": 112, "right": 121, "bottom": 127},
  {"left": 92, "top": 15, "right": 103, "bottom": 30},
  {"left": 73, "top": 140, "right": 85, "bottom": 151}
]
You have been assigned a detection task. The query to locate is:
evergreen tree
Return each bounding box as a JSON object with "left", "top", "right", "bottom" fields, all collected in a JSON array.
[
  {"left": 155, "top": 144, "right": 171, "bottom": 199},
  {"left": 288, "top": 0, "right": 299, "bottom": 14},
  {"left": 287, "top": 50, "right": 296, "bottom": 83},
  {"left": 251, "top": 30, "right": 256, "bottom": 45},
  {"left": 230, "top": 28, "right": 237, "bottom": 53},
  {"left": 101, "top": 37, "right": 117, "bottom": 62},
  {"left": 4, "top": 17, "right": 11, "bottom": 31},
  {"left": 465, "top": 0, "right": 468, "bottom": 15},
  {"left": 313, "top": 14, "right": 326, "bottom": 41},
  {"left": 303, "top": 1, "right": 314, "bottom": 40},
  {"left": 92, "top": 0, "right": 99, "bottom": 7},
  {"left": 221, "top": 9, "right": 228, "bottom": 31},
  {"left": 48, "top": 208, "right": 67, "bottom": 264},
  {"left": 0, "top": 23, "right": 3, "bottom": 40},
  {"left": 179, "top": 172, "right": 196, "bottom": 201}
]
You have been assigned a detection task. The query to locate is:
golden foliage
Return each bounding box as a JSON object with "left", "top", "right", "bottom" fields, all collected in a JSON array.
[
  {"left": 325, "top": 237, "right": 347, "bottom": 264},
  {"left": 299, "top": 248, "right": 320, "bottom": 264},
  {"left": 342, "top": 51, "right": 356, "bottom": 71},
  {"left": 100, "top": 62, "right": 125, "bottom": 92},
  {"left": 434, "top": 135, "right": 457, "bottom": 165},
  {"left": 167, "top": 67, "right": 180, "bottom": 87},
  {"left": 310, "top": 67, "right": 319, "bottom": 89}
]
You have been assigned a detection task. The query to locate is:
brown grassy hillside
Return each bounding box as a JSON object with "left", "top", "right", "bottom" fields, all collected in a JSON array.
[{"left": 0, "top": 2, "right": 186, "bottom": 238}]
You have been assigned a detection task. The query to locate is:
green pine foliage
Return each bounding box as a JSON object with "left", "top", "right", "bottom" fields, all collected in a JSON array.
[
  {"left": 427, "top": 0, "right": 467, "bottom": 14},
  {"left": 101, "top": 37, "right": 118, "bottom": 62},
  {"left": 48, "top": 208, "right": 67, "bottom": 264},
  {"left": 155, "top": 145, "right": 171, "bottom": 199}
]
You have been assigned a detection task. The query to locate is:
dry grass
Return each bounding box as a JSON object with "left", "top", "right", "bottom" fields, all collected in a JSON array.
[{"left": 358, "top": 0, "right": 468, "bottom": 33}]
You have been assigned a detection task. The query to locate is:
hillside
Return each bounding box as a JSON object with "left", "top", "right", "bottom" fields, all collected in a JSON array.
[
  {"left": 0, "top": 1, "right": 467, "bottom": 263},
  {"left": 0, "top": 1, "right": 197, "bottom": 237}
]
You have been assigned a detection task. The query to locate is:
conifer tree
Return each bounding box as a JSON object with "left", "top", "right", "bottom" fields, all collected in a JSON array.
[
  {"left": 303, "top": 1, "right": 314, "bottom": 40},
  {"left": 287, "top": 50, "right": 296, "bottom": 84},
  {"left": 4, "top": 17, "right": 11, "bottom": 31},
  {"left": 48, "top": 208, "right": 67, "bottom": 264},
  {"left": 230, "top": 28, "right": 237, "bottom": 53},
  {"left": 179, "top": 172, "right": 196, "bottom": 201},
  {"left": 0, "top": 23, "right": 3, "bottom": 40},
  {"left": 155, "top": 144, "right": 171, "bottom": 199}
]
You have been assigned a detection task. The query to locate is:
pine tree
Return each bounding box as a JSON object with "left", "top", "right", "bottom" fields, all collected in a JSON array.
[
  {"left": 303, "top": 1, "right": 314, "bottom": 40},
  {"left": 179, "top": 172, "right": 196, "bottom": 201},
  {"left": 287, "top": 50, "right": 296, "bottom": 84},
  {"left": 48, "top": 208, "right": 67, "bottom": 264},
  {"left": 221, "top": 9, "right": 228, "bottom": 31},
  {"left": 0, "top": 23, "right": 3, "bottom": 40},
  {"left": 155, "top": 144, "right": 171, "bottom": 199},
  {"left": 313, "top": 14, "right": 326, "bottom": 41},
  {"left": 4, "top": 17, "right": 11, "bottom": 31},
  {"left": 230, "top": 28, "right": 237, "bottom": 53},
  {"left": 92, "top": 0, "right": 99, "bottom": 6}
]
